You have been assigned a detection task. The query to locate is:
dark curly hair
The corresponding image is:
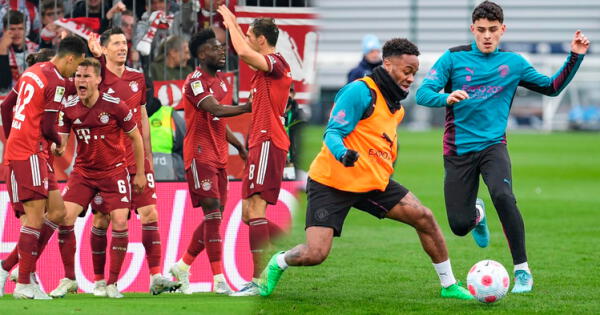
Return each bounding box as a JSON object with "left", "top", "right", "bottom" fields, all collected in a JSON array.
[
  {"left": 189, "top": 28, "right": 216, "bottom": 58},
  {"left": 382, "top": 38, "right": 420, "bottom": 59},
  {"left": 472, "top": 1, "right": 503, "bottom": 23}
]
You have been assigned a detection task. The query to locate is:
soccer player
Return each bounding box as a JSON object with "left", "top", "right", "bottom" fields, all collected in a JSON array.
[
  {"left": 0, "top": 48, "right": 65, "bottom": 299},
  {"left": 415, "top": 1, "right": 589, "bottom": 293},
  {"left": 259, "top": 38, "right": 473, "bottom": 300},
  {"left": 80, "top": 28, "right": 180, "bottom": 295},
  {"left": 218, "top": 6, "right": 292, "bottom": 296},
  {"left": 2, "top": 36, "right": 84, "bottom": 299},
  {"left": 169, "top": 29, "right": 250, "bottom": 295},
  {"left": 53, "top": 58, "right": 147, "bottom": 298}
]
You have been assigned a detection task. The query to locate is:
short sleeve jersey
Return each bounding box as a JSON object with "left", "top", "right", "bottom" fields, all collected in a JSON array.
[
  {"left": 5, "top": 61, "right": 66, "bottom": 161},
  {"left": 58, "top": 93, "right": 136, "bottom": 178},
  {"left": 182, "top": 68, "right": 229, "bottom": 169},
  {"left": 248, "top": 53, "right": 292, "bottom": 151},
  {"left": 100, "top": 64, "right": 146, "bottom": 171}
]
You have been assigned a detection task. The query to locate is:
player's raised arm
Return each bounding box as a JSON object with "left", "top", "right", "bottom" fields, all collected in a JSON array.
[
  {"left": 217, "top": 4, "right": 270, "bottom": 72},
  {"left": 199, "top": 95, "right": 251, "bottom": 117},
  {"left": 518, "top": 30, "right": 589, "bottom": 97}
]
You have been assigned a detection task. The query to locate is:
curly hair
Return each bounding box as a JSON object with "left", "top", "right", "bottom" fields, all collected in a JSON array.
[
  {"left": 382, "top": 38, "right": 420, "bottom": 59},
  {"left": 189, "top": 28, "right": 216, "bottom": 58},
  {"left": 472, "top": 1, "right": 503, "bottom": 23}
]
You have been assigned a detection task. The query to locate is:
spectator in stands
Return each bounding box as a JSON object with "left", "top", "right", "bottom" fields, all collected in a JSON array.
[
  {"left": 0, "top": 0, "right": 41, "bottom": 43},
  {"left": 120, "top": 10, "right": 141, "bottom": 69},
  {"left": 39, "top": 0, "right": 65, "bottom": 49},
  {"left": 133, "top": 0, "right": 196, "bottom": 61},
  {"left": 69, "top": 0, "right": 127, "bottom": 33},
  {"left": 150, "top": 35, "right": 193, "bottom": 81},
  {"left": 0, "top": 10, "right": 38, "bottom": 92},
  {"left": 347, "top": 34, "right": 382, "bottom": 83}
]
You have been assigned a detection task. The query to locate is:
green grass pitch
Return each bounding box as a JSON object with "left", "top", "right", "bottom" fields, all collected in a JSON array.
[{"left": 1, "top": 127, "right": 599, "bottom": 314}]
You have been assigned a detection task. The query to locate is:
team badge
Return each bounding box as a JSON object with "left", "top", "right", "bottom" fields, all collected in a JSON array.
[
  {"left": 94, "top": 194, "right": 104, "bottom": 205},
  {"left": 201, "top": 179, "right": 212, "bottom": 191},
  {"left": 130, "top": 81, "right": 139, "bottom": 92},
  {"left": 98, "top": 112, "right": 110, "bottom": 124}
]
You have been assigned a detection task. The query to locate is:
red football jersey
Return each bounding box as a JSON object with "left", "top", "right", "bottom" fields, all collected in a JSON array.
[
  {"left": 5, "top": 61, "right": 66, "bottom": 161},
  {"left": 58, "top": 93, "right": 136, "bottom": 178},
  {"left": 182, "top": 68, "right": 229, "bottom": 169},
  {"left": 100, "top": 63, "right": 146, "bottom": 172},
  {"left": 248, "top": 53, "right": 292, "bottom": 151}
]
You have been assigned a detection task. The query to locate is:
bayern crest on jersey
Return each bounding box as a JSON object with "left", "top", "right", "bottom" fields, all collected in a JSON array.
[
  {"left": 94, "top": 194, "right": 104, "bottom": 205},
  {"left": 98, "top": 112, "right": 110, "bottom": 124},
  {"left": 130, "top": 81, "right": 139, "bottom": 92},
  {"left": 201, "top": 179, "right": 212, "bottom": 191}
]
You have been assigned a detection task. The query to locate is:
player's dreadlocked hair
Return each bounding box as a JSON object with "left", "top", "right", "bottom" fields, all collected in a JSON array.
[
  {"left": 382, "top": 38, "right": 420, "bottom": 59},
  {"left": 189, "top": 28, "right": 216, "bottom": 58},
  {"left": 472, "top": 1, "right": 503, "bottom": 23},
  {"left": 26, "top": 48, "right": 55, "bottom": 67}
]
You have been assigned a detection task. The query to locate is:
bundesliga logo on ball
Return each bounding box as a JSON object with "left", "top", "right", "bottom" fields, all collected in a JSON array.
[{"left": 467, "top": 260, "right": 510, "bottom": 303}]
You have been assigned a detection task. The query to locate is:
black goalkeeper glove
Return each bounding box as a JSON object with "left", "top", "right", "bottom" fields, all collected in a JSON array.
[{"left": 340, "top": 149, "right": 359, "bottom": 167}]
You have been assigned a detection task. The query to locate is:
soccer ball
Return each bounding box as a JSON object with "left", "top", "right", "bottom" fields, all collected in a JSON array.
[{"left": 467, "top": 260, "right": 510, "bottom": 303}]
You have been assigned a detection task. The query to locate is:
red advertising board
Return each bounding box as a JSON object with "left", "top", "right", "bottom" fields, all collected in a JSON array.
[{"left": 0, "top": 181, "right": 300, "bottom": 293}]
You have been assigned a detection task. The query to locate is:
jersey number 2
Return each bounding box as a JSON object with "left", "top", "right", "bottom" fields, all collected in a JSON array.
[{"left": 13, "top": 82, "right": 35, "bottom": 127}]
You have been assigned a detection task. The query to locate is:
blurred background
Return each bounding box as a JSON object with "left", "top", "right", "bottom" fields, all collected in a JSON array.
[{"left": 312, "top": 0, "right": 600, "bottom": 132}]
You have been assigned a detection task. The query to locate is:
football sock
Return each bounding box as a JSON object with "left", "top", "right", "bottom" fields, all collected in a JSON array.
[
  {"left": 514, "top": 262, "right": 530, "bottom": 273},
  {"left": 276, "top": 252, "right": 288, "bottom": 270},
  {"left": 91, "top": 226, "right": 108, "bottom": 281},
  {"left": 204, "top": 210, "right": 223, "bottom": 275},
  {"left": 433, "top": 259, "right": 457, "bottom": 288},
  {"left": 176, "top": 259, "right": 191, "bottom": 272},
  {"left": 108, "top": 229, "right": 128, "bottom": 285},
  {"left": 183, "top": 221, "right": 205, "bottom": 265},
  {"left": 17, "top": 226, "right": 40, "bottom": 284},
  {"left": 58, "top": 225, "right": 76, "bottom": 280},
  {"left": 142, "top": 222, "right": 162, "bottom": 275},
  {"left": 249, "top": 218, "right": 270, "bottom": 278},
  {"left": 2, "top": 246, "right": 19, "bottom": 272},
  {"left": 475, "top": 203, "right": 485, "bottom": 224},
  {"left": 37, "top": 218, "right": 58, "bottom": 257}
]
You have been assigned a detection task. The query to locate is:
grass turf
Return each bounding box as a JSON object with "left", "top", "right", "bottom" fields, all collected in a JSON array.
[
  {"left": 1, "top": 127, "right": 598, "bottom": 314},
  {"left": 255, "top": 126, "right": 600, "bottom": 314}
]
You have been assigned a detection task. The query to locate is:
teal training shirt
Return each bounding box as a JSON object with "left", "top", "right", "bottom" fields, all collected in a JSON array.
[{"left": 416, "top": 41, "right": 584, "bottom": 156}]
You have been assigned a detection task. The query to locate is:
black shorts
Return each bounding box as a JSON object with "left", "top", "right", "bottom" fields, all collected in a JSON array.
[{"left": 305, "top": 177, "right": 409, "bottom": 237}]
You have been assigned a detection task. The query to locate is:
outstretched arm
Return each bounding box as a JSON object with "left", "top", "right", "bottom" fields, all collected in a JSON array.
[
  {"left": 416, "top": 50, "right": 467, "bottom": 107},
  {"left": 217, "top": 5, "right": 270, "bottom": 72},
  {"left": 199, "top": 96, "right": 251, "bottom": 117},
  {"left": 519, "top": 30, "right": 590, "bottom": 96}
]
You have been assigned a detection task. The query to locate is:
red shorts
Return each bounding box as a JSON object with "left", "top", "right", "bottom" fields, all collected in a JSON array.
[
  {"left": 6, "top": 159, "right": 57, "bottom": 218},
  {"left": 62, "top": 168, "right": 131, "bottom": 215},
  {"left": 242, "top": 141, "right": 286, "bottom": 205},
  {"left": 8, "top": 155, "right": 49, "bottom": 205},
  {"left": 186, "top": 160, "right": 228, "bottom": 208},
  {"left": 93, "top": 159, "right": 157, "bottom": 213}
]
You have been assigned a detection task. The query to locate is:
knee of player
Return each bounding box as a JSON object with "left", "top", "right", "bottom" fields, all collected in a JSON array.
[
  {"left": 491, "top": 190, "right": 516, "bottom": 206},
  {"left": 200, "top": 198, "right": 221, "bottom": 213},
  {"left": 448, "top": 217, "right": 472, "bottom": 236},
  {"left": 139, "top": 206, "right": 159, "bottom": 224}
]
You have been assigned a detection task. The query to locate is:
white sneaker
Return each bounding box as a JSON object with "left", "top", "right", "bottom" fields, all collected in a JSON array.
[
  {"left": 229, "top": 282, "right": 260, "bottom": 297},
  {"left": 213, "top": 274, "right": 232, "bottom": 294},
  {"left": 169, "top": 264, "right": 191, "bottom": 295},
  {"left": 32, "top": 282, "right": 52, "bottom": 300},
  {"left": 50, "top": 278, "right": 78, "bottom": 298},
  {"left": 150, "top": 274, "right": 181, "bottom": 295},
  {"left": 13, "top": 283, "right": 35, "bottom": 299},
  {"left": 106, "top": 283, "right": 124, "bottom": 298},
  {"left": 93, "top": 280, "right": 107, "bottom": 297},
  {"left": 0, "top": 263, "right": 9, "bottom": 296}
]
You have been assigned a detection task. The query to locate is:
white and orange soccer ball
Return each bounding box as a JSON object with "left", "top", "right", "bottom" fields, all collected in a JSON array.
[{"left": 466, "top": 260, "right": 510, "bottom": 303}]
